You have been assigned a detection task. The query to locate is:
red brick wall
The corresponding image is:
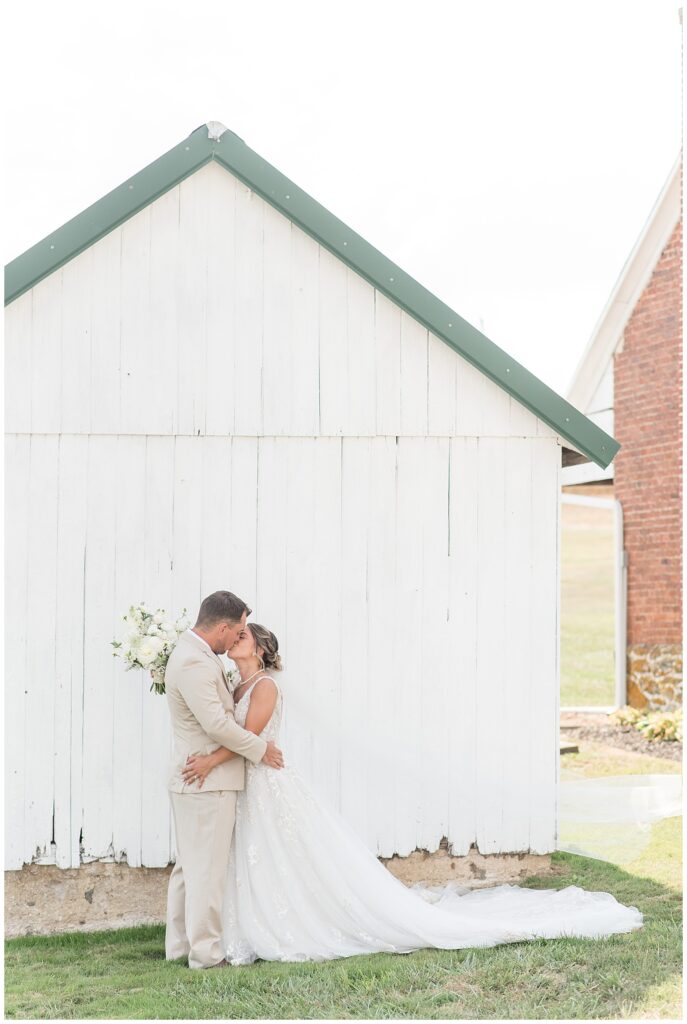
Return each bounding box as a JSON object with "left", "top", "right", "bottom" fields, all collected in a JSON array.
[{"left": 613, "top": 212, "right": 683, "bottom": 644}]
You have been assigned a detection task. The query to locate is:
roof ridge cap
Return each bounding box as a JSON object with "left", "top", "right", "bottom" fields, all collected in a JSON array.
[{"left": 206, "top": 121, "right": 230, "bottom": 142}]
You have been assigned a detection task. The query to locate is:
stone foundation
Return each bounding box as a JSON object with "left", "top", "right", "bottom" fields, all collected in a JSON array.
[
  {"left": 627, "top": 643, "right": 683, "bottom": 710},
  {"left": 5, "top": 862, "right": 173, "bottom": 938},
  {"left": 381, "top": 840, "right": 557, "bottom": 886},
  {"left": 5, "top": 844, "right": 556, "bottom": 938}
]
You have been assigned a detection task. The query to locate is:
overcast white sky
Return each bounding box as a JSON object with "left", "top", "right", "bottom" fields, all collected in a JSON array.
[{"left": 3, "top": 0, "right": 682, "bottom": 397}]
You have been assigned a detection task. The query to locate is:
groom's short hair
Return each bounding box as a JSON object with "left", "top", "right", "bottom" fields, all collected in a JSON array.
[{"left": 195, "top": 591, "right": 251, "bottom": 628}]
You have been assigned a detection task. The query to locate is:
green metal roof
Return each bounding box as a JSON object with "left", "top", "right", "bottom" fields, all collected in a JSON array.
[{"left": 4, "top": 121, "right": 619, "bottom": 468}]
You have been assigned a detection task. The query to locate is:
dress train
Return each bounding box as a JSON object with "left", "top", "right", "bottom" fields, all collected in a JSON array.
[{"left": 222, "top": 677, "right": 643, "bottom": 965}]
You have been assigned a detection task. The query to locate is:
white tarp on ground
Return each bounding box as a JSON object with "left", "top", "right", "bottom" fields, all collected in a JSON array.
[{"left": 557, "top": 773, "right": 683, "bottom": 863}]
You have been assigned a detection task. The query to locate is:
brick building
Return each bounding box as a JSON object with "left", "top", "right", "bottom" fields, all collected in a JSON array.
[{"left": 564, "top": 156, "right": 682, "bottom": 710}]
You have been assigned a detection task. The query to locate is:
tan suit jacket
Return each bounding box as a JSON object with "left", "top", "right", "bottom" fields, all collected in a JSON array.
[{"left": 165, "top": 629, "right": 267, "bottom": 792}]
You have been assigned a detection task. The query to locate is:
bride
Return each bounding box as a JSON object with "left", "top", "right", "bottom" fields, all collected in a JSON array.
[{"left": 181, "top": 624, "right": 643, "bottom": 966}]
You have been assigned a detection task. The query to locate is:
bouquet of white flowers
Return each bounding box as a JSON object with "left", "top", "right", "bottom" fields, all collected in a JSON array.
[{"left": 111, "top": 603, "right": 190, "bottom": 694}]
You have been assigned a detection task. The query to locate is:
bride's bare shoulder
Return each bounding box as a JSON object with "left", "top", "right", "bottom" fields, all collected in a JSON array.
[{"left": 252, "top": 675, "right": 279, "bottom": 699}]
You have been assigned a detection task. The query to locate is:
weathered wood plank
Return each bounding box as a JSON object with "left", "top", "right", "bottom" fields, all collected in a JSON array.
[
  {"left": 53, "top": 435, "right": 88, "bottom": 867},
  {"left": 364, "top": 436, "right": 398, "bottom": 856},
  {"left": 176, "top": 176, "right": 208, "bottom": 437},
  {"left": 148, "top": 187, "right": 181, "bottom": 435},
  {"left": 417, "top": 436, "right": 451, "bottom": 851},
  {"left": 226, "top": 437, "right": 259, "bottom": 608},
  {"left": 233, "top": 185, "right": 264, "bottom": 435},
  {"left": 339, "top": 438, "right": 371, "bottom": 842},
  {"left": 393, "top": 437, "right": 425, "bottom": 855},
  {"left": 282, "top": 437, "right": 317, "bottom": 780},
  {"left": 318, "top": 248, "right": 348, "bottom": 435},
  {"left": 199, "top": 436, "right": 233, "bottom": 599},
  {"left": 262, "top": 209, "right": 294, "bottom": 436},
  {"left": 204, "top": 164, "right": 236, "bottom": 437},
  {"left": 501, "top": 437, "right": 534, "bottom": 851},
  {"left": 81, "top": 436, "right": 117, "bottom": 860},
  {"left": 140, "top": 436, "right": 176, "bottom": 867},
  {"left": 255, "top": 437, "right": 288, "bottom": 644},
  {"left": 120, "top": 208, "right": 152, "bottom": 436},
  {"left": 399, "top": 312, "right": 428, "bottom": 435},
  {"left": 346, "top": 269, "right": 376, "bottom": 435},
  {"left": 89, "top": 230, "right": 122, "bottom": 434},
  {"left": 374, "top": 292, "right": 401, "bottom": 435},
  {"left": 290, "top": 230, "right": 320, "bottom": 435},
  {"left": 60, "top": 250, "right": 93, "bottom": 434},
  {"left": 111, "top": 436, "right": 146, "bottom": 867},
  {"left": 24, "top": 436, "right": 59, "bottom": 863},
  {"left": 428, "top": 331, "right": 457, "bottom": 435},
  {"left": 4, "top": 291, "right": 32, "bottom": 434},
  {"left": 309, "top": 438, "right": 342, "bottom": 807},
  {"left": 475, "top": 436, "right": 507, "bottom": 853},
  {"left": 5, "top": 434, "right": 30, "bottom": 868},
  {"left": 29, "top": 273, "right": 62, "bottom": 433},
  {"left": 447, "top": 437, "right": 479, "bottom": 855}
]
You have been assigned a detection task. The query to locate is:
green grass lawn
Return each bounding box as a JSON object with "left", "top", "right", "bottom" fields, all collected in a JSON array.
[
  {"left": 6, "top": 742, "right": 680, "bottom": 1020},
  {"left": 561, "top": 740, "right": 682, "bottom": 781},
  {"left": 560, "top": 502, "right": 616, "bottom": 707},
  {"left": 4, "top": 844, "right": 681, "bottom": 1020},
  {"left": 6, "top": 757, "right": 682, "bottom": 1020}
]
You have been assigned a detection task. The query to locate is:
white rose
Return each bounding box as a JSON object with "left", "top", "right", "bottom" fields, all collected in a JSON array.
[
  {"left": 138, "top": 637, "right": 164, "bottom": 665},
  {"left": 137, "top": 646, "right": 156, "bottom": 668}
]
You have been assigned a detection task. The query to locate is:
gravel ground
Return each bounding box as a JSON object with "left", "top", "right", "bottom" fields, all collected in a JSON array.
[{"left": 560, "top": 712, "right": 683, "bottom": 762}]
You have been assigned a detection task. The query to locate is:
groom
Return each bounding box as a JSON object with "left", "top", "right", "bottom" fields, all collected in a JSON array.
[{"left": 164, "top": 590, "right": 284, "bottom": 969}]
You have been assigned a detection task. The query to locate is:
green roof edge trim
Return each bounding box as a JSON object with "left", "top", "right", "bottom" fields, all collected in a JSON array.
[
  {"left": 4, "top": 125, "right": 215, "bottom": 307},
  {"left": 4, "top": 122, "right": 620, "bottom": 470}
]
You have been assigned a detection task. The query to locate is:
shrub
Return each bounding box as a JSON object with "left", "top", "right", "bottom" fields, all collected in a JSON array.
[
  {"left": 609, "top": 705, "right": 682, "bottom": 742},
  {"left": 609, "top": 705, "right": 644, "bottom": 727}
]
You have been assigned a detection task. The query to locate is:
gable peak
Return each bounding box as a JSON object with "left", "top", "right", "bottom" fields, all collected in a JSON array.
[{"left": 206, "top": 121, "right": 230, "bottom": 142}]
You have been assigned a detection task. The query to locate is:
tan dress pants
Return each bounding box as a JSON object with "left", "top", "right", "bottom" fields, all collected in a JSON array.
[{"left": 166, "top": 789, "right": 238, "bottom": 969}]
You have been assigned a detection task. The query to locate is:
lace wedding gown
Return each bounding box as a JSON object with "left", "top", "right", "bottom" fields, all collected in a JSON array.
[{"left": 221, "top": 676, "right": 643, "bottom": 965}]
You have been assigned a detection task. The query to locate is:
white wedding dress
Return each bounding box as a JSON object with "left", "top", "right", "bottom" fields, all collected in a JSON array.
[{"left": 221, "top": 676, "right": 643, "bottom": 965}]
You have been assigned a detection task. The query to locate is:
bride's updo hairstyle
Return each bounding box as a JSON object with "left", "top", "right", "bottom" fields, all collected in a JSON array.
[{"left": 248, "top": 623, "right": 283, "bottom": 671}]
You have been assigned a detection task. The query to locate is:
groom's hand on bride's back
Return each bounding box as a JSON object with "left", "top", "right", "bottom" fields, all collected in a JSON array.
[{"left": 262, "top": 741, "right": 284, "bottom": 769}]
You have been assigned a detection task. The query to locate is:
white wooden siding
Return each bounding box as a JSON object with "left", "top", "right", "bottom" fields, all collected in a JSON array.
[
  {"left": 7, "top": 161, "right": 557, "bottom": 442},
  {"left": 5, "top": 157, "right": 562, "bottom": 869},
  {"left": 5, "top": 432, "right": 560, "bottom": 868},
  {"left": 5, "top": 435, "right": 29, "bottom": 868}
]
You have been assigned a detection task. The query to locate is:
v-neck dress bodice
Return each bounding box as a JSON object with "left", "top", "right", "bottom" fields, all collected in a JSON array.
[{"left": 233, "top": 674, "right": 283, "bottom": 747}]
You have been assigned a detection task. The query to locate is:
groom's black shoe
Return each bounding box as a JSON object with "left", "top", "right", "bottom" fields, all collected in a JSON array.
[{"left": 206, "top": 958, "right": 229, "bottom": 968}]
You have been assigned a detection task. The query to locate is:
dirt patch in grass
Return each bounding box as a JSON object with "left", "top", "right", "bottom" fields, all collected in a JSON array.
[{"left": 561, "top": 713, "right": 682, "bottom": 762}]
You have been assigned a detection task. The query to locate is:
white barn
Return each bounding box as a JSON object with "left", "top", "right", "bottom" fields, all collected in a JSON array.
[{"left": 4, "top": 121, "right": 618, "bottom": 876}]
